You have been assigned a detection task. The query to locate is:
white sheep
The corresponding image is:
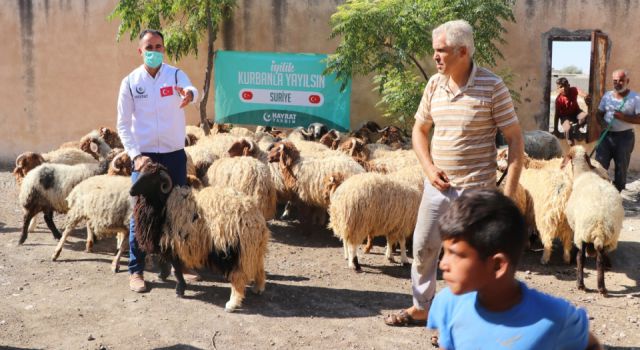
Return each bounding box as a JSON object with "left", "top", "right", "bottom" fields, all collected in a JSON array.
[
  {"left": 130, "top": 162, "right": 270, "bottom": 312},
  {"left": 51, "top": 175, "right": 132, "bottom": 273},
  {"left": 267, "top": 141, "right": 365, "bottom": 225},
  {"left": 204, "top": 156, "right": 277, "bottom": 220},
  {"left": 564, "top": 146, "right": 624, "bottom": 295},
  {"left": 18, "top": 155, "right": 113, "bottom": 245},
  {"left": 325, "top": 172, "right": 420, "bottom": 271},
  {"left": 518, "top": 166, "right": 573, "bottom": 264}
]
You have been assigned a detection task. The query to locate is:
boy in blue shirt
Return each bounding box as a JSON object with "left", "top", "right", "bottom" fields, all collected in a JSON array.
[{"left": 427, "top": 189, "right": 601, "bottom": 350}]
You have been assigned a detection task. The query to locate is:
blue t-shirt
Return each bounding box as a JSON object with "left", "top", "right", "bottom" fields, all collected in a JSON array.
[
  {"left": 598, "top": 90, "right": 640, "bottom": 132},
  {"left": 427, "top": 282, "right": 589, "bottom": 350}
]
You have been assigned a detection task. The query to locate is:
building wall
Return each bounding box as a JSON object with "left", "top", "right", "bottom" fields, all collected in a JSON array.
[
  {"left": 0, "top": 0, "right": 379, "bottom": 164},
  {"left": 2, "top": 0, "right": 639, "bottom": 170},
  {"left": 497, "top": 0, "right": 640, "bottom": 170}
]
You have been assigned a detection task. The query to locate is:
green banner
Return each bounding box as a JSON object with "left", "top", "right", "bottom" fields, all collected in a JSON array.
[{"left": 214, "top": 51, "right": 351, "bottom": 131}]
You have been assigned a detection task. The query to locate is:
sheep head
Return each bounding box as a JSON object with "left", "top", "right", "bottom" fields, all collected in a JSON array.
[
  {"left": 268, "top": 141, "right": 300, "bottom": 190},
  {"left": 319, "top": 129, "right": 341, "bottom": 149},
  {"left": 377, "top": 125, "right": 406, "bottom": 147},
  {"left": 561, "top": 145, "right": 594, "bottom": 175},
  {"left": 130, "top": 162, "right": 174, "bottom": 254},
  {"left": 228, "top": 139, "right": 255, "bottom": 158},
  {"left": 130, "top": 162, "right": 174, "bottom": 197},
  {"left": 185, "top": 133, "right": 198, "bottom": 147},
  {"left": 107, "top": 150, "right": 132, "bottom": 176},
  {"left": 13, "top": 152, "right": 45, "bottom": 185},
  {"left": 307, "top": 123, "right": 328, "bottom": 141},
  {"left": 322, "top": 172, "right": 346, "bottom": 202},
  {"left": 99, "top": 127, "right": 123, "bottom": 149}
]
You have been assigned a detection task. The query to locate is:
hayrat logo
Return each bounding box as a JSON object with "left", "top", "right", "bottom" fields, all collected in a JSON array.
[
  {"left": 263, "top": 112, "right": 272, "bottom": 122},
  {"left": 263, "top": 112, "right": 296, "bottom": 124},
  {"left": 136, "top": 86, "right": 145, "bottom": 94}
]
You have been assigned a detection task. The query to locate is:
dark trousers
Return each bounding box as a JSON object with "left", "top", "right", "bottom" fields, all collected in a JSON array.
[
  {"left": 129, "top": 149, "right": 187, "bottom": 275},
  {"left": 595, "top": 129, "right": 635, "bottom": 192}
]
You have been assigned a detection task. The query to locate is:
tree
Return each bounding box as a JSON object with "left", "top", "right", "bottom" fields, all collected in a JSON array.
[
  {"left": 326, "top": 0, "right": 516, "bottom": 127},
  {"left": 109, "top": 0, "right": 236, "bottom": 135}
]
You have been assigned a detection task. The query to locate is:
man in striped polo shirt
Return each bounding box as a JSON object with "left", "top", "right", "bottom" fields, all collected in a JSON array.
[{"left": 385, "top": 19, "right": 524, "bottom": 327}]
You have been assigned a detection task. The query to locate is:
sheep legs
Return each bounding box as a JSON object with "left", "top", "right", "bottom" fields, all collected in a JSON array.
[
  {"left": 19, "top": 211, "right": 37, "bottom": 245},
  {"left": 111, "top": 232, "right": 129, "bottom": 273},
  {"left": 576, "top": 246, "right": 586, "bottom": 291},
  {"left": 169, "top": 255, "right": 187, "bottom": 297},
  {"left": 596, "top": 248, "right": 607, "bottom": 296},
  {"left": 347, "top": 243, "right": 362, "bottom": 272},
  {"left": 52, "top": 222, "right": 78, "bottom": 261},
  {"left": 562, "top": 237, "right": 572, "bottom": 264},
  {"left": 27, "top": 215, "right": 39, "bottom": 233},
  {"left": 251, "top": 266, "right": 266, "bottom": 295},
  {"left": 226, "top": 273, "right": 247, "bottom": 312},
  {"left": 43, "top": 210, "right": 62, "bottom": 241},
  {"left": 363, "top": 234, "right": 374, "bottom": 254},
  {"left": 85, "top": 224, "right": 95, "bottom": 252},
  {"left": 399, "top": 238, "right": 409, "bottom": 266}
]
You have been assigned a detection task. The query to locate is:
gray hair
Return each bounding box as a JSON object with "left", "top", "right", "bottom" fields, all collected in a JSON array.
[
  {"left": 432, "top": 20, "right": 475, "bottom": 58},
  {"left": 613, "top": 69, "right": 629, "bottom": 79}
]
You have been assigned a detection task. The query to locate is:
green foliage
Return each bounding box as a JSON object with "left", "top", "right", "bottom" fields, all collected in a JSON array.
[
  {"left": 373, "top": 69, "right": 425, "bottom": 130},
  {"left": 327, "top": 0, "right": 516, "bottom": 126},
  {"left": 109, "top": 0, "right": 235, "bottom": 61}
]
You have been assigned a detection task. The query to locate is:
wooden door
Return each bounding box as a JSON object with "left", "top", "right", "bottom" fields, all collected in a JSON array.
[{"left": 587, "top": 31, "right": 609, "bottom": 143}]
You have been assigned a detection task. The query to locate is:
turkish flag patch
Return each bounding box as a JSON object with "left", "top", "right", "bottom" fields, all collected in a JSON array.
[{"left": 160, "top": 86, "right": 174, "bottom": 97}]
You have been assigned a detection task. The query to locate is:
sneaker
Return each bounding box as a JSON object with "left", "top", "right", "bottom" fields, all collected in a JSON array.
[{"left": 129, "top": 273, "right": 147, "bottom": 293}]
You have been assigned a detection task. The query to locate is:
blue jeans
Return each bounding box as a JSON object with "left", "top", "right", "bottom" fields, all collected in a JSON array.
[
  {"left": 129, "top": 149, "right": 187, "bottom": 275},
  {"left": 595, "top": 129, "right": 635, "bottom": 192}
]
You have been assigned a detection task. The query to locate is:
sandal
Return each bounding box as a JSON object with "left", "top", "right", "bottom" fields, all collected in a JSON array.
[{"left": 384, "top": 309, "right": 427, "bottom": 327}]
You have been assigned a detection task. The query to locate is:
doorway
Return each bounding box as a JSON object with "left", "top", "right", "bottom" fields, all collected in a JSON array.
[
  {"left": 542, "top": 30, "right": 610, "bottom": 143},
  {"left": 549, "top": 41, "right": 591, "bottom": 141}
]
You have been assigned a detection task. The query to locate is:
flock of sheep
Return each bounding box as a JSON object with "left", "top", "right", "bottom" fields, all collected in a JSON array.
[{"left": 11, "top": 121, "right": 625, "bottom": 312}]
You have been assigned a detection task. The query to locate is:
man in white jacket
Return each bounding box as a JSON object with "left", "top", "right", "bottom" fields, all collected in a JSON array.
[{"left": 116, "top": 29, "right": 199, "bottom": 293}]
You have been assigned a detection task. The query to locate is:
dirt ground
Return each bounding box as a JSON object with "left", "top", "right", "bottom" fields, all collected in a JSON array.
[{"left": 0, "top": 166, "right": 639, "bottom": 350}]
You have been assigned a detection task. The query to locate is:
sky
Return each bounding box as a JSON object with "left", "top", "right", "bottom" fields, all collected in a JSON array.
[{"left": 552, "top": 41, "right": 591, "bottom": 74}]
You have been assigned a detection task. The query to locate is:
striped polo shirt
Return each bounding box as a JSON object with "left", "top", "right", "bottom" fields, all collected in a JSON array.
[{"left": 415, "top": 63, "right": 518, "bottom": 189}]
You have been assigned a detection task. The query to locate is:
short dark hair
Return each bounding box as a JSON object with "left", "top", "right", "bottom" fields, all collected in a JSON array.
[
  {"left": 139, "top": 29, "right": 164, "bottom": 42},
  {"left": 556, "top": 77, "right": 569, "bottom": 87},
  {"left": 438, "top": 189, "right": 526, "bottom": 267}
]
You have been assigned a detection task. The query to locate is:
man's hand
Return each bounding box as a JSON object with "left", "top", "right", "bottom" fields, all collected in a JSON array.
[
  {"left": 425, "top": 164, "right": 451, "bottom": 191},
  {"left": 134, "top": 155, "right": 151, "bottom": 172},
  {"left": 584, "top": 94, "right": 592, "bottom": 106},
  {"left": 175, "top": 87, "right": 194, "bottom": 108},
  {"left": 613, "top": 111, "right": 625, "bottom": 120}
]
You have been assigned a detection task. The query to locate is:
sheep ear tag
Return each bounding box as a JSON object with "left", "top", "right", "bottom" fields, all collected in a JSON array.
[{"left": 90, "top": 142, "right": 99, "bottom": 154}]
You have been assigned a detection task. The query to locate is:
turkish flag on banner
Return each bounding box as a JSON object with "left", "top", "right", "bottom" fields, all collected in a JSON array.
[{"left": 160, "top": 86, "right": 174, "bottom": 97}]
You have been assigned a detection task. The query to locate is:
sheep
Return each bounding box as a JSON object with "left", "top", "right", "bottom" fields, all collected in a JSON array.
[
  {"left": 98, "top": 127, "right": 124, "bottom": 149},
  {"left": 563, "top": 146, "right": 623, "bottom": 295},
  {"left": 377, "top": 125, "right": 410, "bottom": 149},
  {"left": 318, "top": 129, "right": 342, "bottom": 149},
  {"left": 50, "top": 175, "right": 132, "bottom": 272},
  {"left": 13, "top": 148, "right": 98, "bottom": 185},
  {"left": 107, "top": 150, "right": 132, "bottom": 176},
  {"left": 228, "top": 126, "right": 255, "bottom": 138},
  {"left": 204, "top": 155, "right": 277, "bottom": 220},
  {"left": 307, "top": 122, "right": 328, "bottom": 141},
  {"left": 18, "top": 154, "right": 113, "bottom": 244},
  {"left": 324, "top": 172, "right": 421, "bottom": 271},
  {"left": 130, "top": 162, "right": 269, "bottom": 312},
  {"left": 497, "top": 148, "right": 610, "bottom": 181},
  {"left": 518, "top": 166, "right": 573, "bottom": 264},
  {"left": 186, "top": 124, "right": 206, "bottom": 141},
  {"left": 523, "top": 130, "right": 563, "bottom": 160},
  {"left": 287, "top": 126, "right": 313, "bottom": 141},
  {"left": 267, "top": 141, "right": 365, "bottom": 225}
]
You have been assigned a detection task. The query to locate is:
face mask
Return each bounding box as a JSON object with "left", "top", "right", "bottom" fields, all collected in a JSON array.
[{"left": 143, "top": 51, "right": 163, "bottom": 69}]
